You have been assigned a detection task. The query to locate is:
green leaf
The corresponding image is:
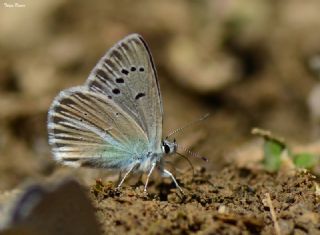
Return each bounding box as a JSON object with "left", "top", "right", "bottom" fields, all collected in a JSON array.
[
  {"left": 292, "top": 153, "right": 318, "bottom": 169},
  {"left": 263, "top": 140, "right": 285, "bottom": 172}
]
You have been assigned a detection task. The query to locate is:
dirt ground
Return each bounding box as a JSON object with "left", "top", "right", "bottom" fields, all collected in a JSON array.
[
  {"left": 91, "top": 166, "right": 320, "bottom": 235},
  {"left": 1, "top": 0, "right": 320, "bottom": 234},
  {"left": 91, "top": 166, "right": 320, "bottom": 234}
]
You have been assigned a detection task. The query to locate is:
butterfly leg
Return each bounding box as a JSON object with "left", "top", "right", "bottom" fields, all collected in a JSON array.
[
  {"left": 162, "top": 168, "right": 184, "bottom": 193},
  {"left": 117, "top": 171, "right": 123, "bottom": 185},
  {"left": 144, "top": 162, "right": 156, "bottom": 192},
  {"left": 116, "top": 163, "right": 137, "bottom": 190}
]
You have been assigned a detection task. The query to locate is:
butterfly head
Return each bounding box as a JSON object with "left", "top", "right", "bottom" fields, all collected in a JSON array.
[{"left": 161, "top": 139, "right": 177, "bottom": 155}]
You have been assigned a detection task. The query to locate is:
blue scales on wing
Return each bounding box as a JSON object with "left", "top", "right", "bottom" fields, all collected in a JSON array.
[{"left": 47, "top": 87, "right": 149, "bottom": 169}]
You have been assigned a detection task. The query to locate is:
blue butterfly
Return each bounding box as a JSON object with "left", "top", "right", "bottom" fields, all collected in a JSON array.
[{"left": 48, "top": 34, "right": 183, "bottom": 192}]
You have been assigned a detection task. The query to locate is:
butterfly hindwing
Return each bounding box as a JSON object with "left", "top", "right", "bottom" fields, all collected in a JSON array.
[
  {"left": 47, "top": 87, "right": 149, "bottom": 169},
  {"left": 86, "top": 34, "right": 163, "bottom": 153}
]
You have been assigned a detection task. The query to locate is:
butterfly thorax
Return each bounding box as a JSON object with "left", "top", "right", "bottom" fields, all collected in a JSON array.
[{"left": 134, "top": 139, "right": 176, "bottom": 172}]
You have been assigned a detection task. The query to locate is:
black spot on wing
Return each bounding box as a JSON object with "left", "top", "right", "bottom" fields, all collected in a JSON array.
[
  {"left": 115, "top": 78, "right": 124, "bottom": 83},
  {"left": 130, "top": 66, "right": 136, "bottom": 72},
  {"left": 135, "top": 92, "right": 145, "bottom": 100},
  {"left": 139, "top": 67, "right": 144, "bottom": 72},
  {"left": 112, "top": 88, "right": 120, "bottom": 94},
  {"left": 121, "top": 69, "right": 129, "bottom": 75}
]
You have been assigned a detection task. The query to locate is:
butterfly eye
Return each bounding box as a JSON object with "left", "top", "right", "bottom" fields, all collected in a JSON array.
[{"left": 163, "top": 144, "right": 170, "bottom": 154}]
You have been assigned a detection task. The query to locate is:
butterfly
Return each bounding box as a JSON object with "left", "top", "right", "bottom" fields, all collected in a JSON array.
[{"left": 47, "top": 34, "right": 183, "bottom": 192}]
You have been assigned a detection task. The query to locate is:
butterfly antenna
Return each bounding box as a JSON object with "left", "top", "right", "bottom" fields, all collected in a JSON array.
[
  {"left": 175, "top": 152, "right": 195, "bottom": 177},
  {"left": 176, "top": 143, "right": 208, "bottom": 162},
  {"left": 166, "top": 113, "right": 210, "bottom": 139}
]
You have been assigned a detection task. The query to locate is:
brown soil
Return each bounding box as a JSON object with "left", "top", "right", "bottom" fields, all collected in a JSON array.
[{"left": 91, "top": 166, "right": 320, "bottom": 234}]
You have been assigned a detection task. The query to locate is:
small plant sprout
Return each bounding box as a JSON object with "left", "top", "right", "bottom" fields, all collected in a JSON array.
[{"left": 251, "top": 128, "right": 319, "bottom": 172}]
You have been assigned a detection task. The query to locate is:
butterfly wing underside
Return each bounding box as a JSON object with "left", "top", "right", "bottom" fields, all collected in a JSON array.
[
  {"left": 48, "top": 87, "right": 150, "bottom": 169},
  {"left": 48, "top": 34, "right": 163, "bottom": 169},
  {"left": 86, "top": 34, "right": 163, "bottom": 152}
]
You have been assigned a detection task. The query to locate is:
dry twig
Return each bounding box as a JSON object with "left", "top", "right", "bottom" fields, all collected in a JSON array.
[{"left": 264, "top": 193, "right": 281, "bottom": 235}]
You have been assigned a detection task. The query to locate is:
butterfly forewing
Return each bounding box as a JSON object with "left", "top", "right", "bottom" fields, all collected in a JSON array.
[
  {"left": 48, "top": 87, "right": 149, "bottom": 169},
  {"left": 86, "top": 34, "right": 163, "bottom": 153}
]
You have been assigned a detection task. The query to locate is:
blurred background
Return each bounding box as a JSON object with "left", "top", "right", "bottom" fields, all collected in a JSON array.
[{"left": 1, "top": 0, "right": 320, "bottom": 190}]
